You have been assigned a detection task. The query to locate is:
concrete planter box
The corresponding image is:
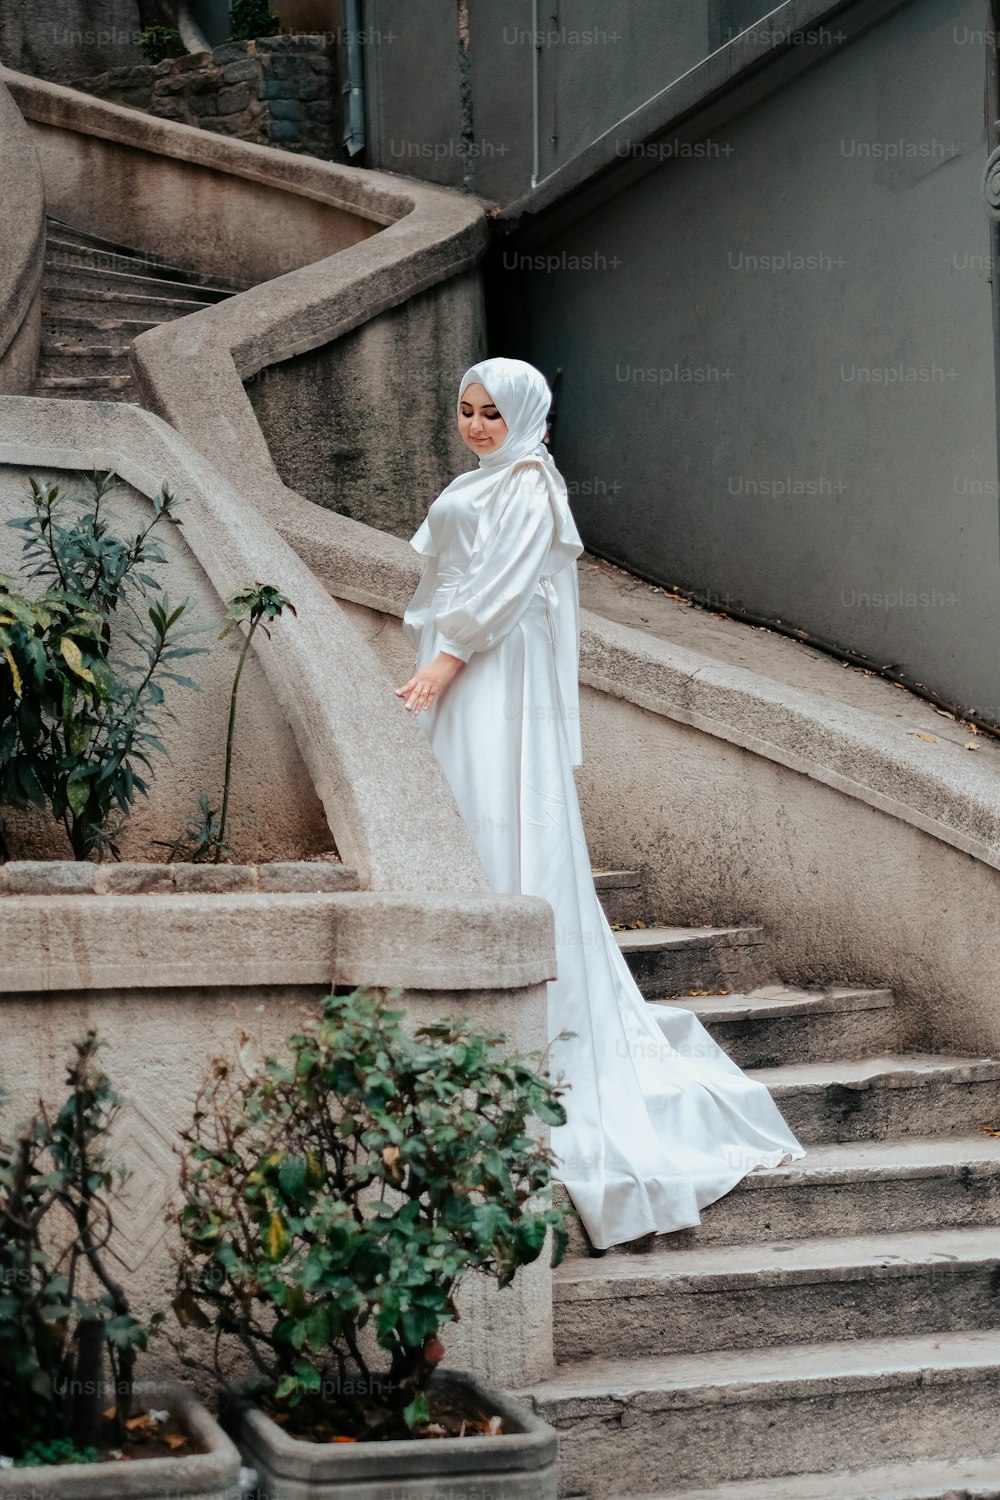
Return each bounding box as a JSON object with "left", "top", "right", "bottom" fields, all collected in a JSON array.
[
  {"left": 0, "top": 1381, "right": 242, "bottom": 1499},
  {"left": 225, "top": 1371, "right": 559, "bottom": 1499}
]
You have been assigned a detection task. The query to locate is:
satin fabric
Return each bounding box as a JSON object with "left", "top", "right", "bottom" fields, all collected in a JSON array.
[
  {"left": 407, "top": 356, "right": 585, "bottom": 766},
  {"left": 402, "top": 357, "right": 805, "bottom": 1250}
]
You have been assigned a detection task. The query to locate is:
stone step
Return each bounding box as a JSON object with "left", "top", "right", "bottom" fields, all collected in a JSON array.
[
  {"left": 45, "top": 228, "right": 244, "bottom": 294},
  {"left": 41, "top": 313, "right": 162, "bottom": 340},
  {"left": 593, "top": 867, "right": 643, "bottom": 925},
  {"left": 556, "top": 1133, "right": 1000, "bottom": 1257},
  {"left": 625, "top": 1452, "right": 1000, "bottom": 1499},
  {"left": 31, "top": 373, "right": 135, "bottom": 401},
  {"left": 42, "top": 287, "right": 217, "bottom": 322},
  {"left": 38, "top": 342, "right": 132, "bottom": 377},
  {"left": 42, "top": 263, "right": 235, "bottom": 302},
  {"left": 521, "top": 1328, "right": 1000, "bottom": 1496},
  {"left": 759, "top": 1054, "right": 1000, "bottom": 1145},
  {"left": 46, "top": 214, "right": 176, "bottom": 257},
  {"left": 553, "top": 1224, "right": 1000, "bottom": 1362},
  {"left": 615, "top": 923, "right": 768, "bottom": 998},
  {"left": 655, "top": 984, "right": 897, "bottom": 1068}
]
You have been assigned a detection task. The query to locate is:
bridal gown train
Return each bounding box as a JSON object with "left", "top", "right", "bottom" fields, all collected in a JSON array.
[{"left": 402, "top": 463, "right": 805, "bottom": 1251}]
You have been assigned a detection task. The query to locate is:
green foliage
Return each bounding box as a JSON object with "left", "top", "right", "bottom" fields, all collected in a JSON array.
[
  {"left": 137, "top": 25, "right": 185, "bottom": 64},
  {"left": 162, "top": 582, "right": 295, "bottom": 864},
  {"left": 174, "top": 985, "right": 574, "bottom": 1440},
  {"left": 153, "top": 790, "right": 230, "bottom": 864},
  {"left": 0, "top": 1032, "right": 158, "bottom": 1459},
  {"left": 15, "top": 1438, "right": 101, "bottom": 1468},
  {"left": 227, "top": 0, "right": 281, "bottom": 42},
  {"left": 0, "top": 471, "right": 207, "bottom": 859}
]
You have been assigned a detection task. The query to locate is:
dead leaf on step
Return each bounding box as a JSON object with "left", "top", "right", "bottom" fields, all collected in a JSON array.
[
  {"left": 966, "top": 742, "right": 980, "bottom": 751},
  {"left": 915, "top": 732, "right": 936, "bottom": 743},
  {"left": 381, "top": 1145, "right": 403, "bottom": 1180}
]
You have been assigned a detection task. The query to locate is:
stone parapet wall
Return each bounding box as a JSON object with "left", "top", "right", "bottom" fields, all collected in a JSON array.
[
  {"left": 0, "top": 857, "right": 355, "bottom": 895},
  {"left": 68, "top": 34, "right": 348, "bottom": 161}
]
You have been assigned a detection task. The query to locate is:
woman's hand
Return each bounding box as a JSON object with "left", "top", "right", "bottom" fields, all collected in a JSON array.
[{"left": 395, "top": 651, "right": 466, "bottom": 714}]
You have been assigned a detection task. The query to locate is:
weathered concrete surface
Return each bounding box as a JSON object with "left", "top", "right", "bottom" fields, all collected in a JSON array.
[
  {"left": 524, "top": 1329, "right": 1000, "bottom": 1494},
  {"left": 0, "top": 64, "right": 383, "bottom": 286},
  {"left": 0, "top": 889, "right": 557, "bottom": 993},
  {"left": 758, "top": 1054, "right": 1000, "bottom": 1146},
  {"left": 637, "top": 1453, "right": 1000, "bottom": 1498},
  {"left": 0, "top": 0, "right": 146, "bottom": 81},
  {"left": 0, "top": 82, "right": 43, "bottom": 391},
  {"left": 244, "top": 265, "right": 486, "bottom": 537},
  {"left": 659, "top": 984, "right": 897, "bottom": 1068},
  {"left": 554, "top": 1225, "right": 1000, "bottom": 1361}
]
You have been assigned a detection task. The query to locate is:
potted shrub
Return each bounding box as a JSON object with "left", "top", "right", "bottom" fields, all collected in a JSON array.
[
  {"left": 172, "top": 983, "right": 571, "bottom": 1498},
  {"left": 0, "top": 1030, "right": 242, "bottom": 1497}
]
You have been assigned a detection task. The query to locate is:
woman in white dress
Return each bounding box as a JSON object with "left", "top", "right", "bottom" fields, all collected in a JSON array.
[{"left": 394, "top": 356, "right": 804, "bottom": 1251}]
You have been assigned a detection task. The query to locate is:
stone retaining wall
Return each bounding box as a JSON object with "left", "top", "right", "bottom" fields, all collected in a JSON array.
[
  {"left": 68, "top": 35, "right": 348, "bottom": 161},
  {"left": 0, "top": 857, "right": 355, "bottom": 895}
]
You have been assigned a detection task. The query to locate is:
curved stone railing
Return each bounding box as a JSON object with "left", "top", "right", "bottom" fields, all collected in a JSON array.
[
  {"left": 0, "top": 62, "right": 491, "bottom": 889},
  {"left": 0, "top": 64, "right": 489, "bottom": 528},
  {"left": 297, "top": 509, "right": 1000, "bottom": 1056},
  {"left": 0, "top": 395, "right": 491, "bottom": 898},
  {"left": 0, "top": 83, "right": 44, "bottom": 393}
]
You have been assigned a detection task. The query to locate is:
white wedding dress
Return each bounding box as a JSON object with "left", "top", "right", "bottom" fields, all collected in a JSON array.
[{"left": 403, "top": 463, "right": 805, "bottom": 1250}]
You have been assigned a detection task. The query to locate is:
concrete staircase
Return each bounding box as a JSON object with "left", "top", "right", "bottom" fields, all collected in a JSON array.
[
  {"left": 531, "top": 873, "right": 1000, "bottom": 1498},
  {"left": 31, "top": 216, "right": 243, "bottom": 403}
]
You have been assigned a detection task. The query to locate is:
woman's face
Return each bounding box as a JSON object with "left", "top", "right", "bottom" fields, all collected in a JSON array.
[{"left": 458, "top": 382, "right": 508, "bottom": 455}]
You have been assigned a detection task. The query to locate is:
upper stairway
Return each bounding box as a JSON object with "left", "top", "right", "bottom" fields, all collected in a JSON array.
[
  {"left": 31, "top": 216, "right": 243, "bottom": 404},
  {"left": 553, "top": 870, "right": 1000, "bottom": 1498}
]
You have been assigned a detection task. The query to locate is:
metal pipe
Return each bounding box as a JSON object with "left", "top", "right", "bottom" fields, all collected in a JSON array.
[
  {"left": 343, "top": 0, "right": 366, "bottom": 157},
  {"left": 530, "top": 0, "right": 540, "bottom": 188}
]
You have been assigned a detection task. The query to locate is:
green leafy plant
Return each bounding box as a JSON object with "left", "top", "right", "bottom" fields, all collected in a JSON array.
[
  {"left": 0, "top": 1032, "right": 160, "bottom": 1460},
  {"left": 0, "top": 471, "right": 207, "bottom": 860},
  {"left": 156, "top": 582, "right": 295, "bottom": 864},
  {"left": 137, "top": 24, "right": 185, "bottom": 64},
  {"left": 173, "top": 984, "right": 574, "bottom": 1440},
  {"left": 227, "top": 0, "right": 281, "bottom": 42}
]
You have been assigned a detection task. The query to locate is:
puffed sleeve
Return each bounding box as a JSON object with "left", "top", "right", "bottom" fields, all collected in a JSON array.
[{"left": 431, "top": 466, "right": 556, "bottom": 661}]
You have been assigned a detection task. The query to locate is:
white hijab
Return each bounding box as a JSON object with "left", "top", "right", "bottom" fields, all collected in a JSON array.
[{"left": 410, "top": 356, "right": 586, "bottom": 766}]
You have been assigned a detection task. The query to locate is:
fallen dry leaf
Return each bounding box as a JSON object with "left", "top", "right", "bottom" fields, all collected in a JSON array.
[
  {"left": 966, "top": 742, "right": 980, "bottom": 751},
  {"left": 381, "top": 1145, "right": 402, "bottom": 1180},
  {"left": 163, "top": 1434, "right": 187, "bottom": 1451},
  {"left": 915, "top": 732, "right": 936, "bottom": 743}
]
